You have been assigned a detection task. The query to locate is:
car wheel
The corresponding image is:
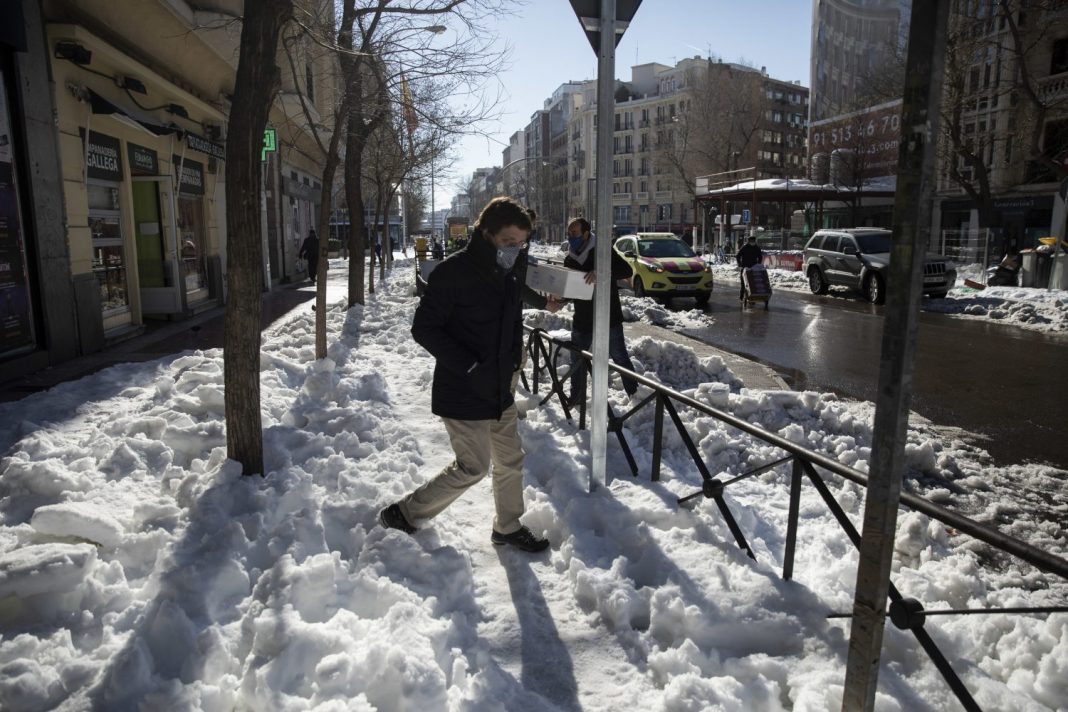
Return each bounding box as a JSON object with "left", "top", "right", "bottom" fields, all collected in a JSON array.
[
  {"left": 694, "top": 292, "right": 710, "bottom": 308},
  {"left": 634, "top": 278, "right": 647, "bottom": 298},
  {"left": 808, "top": 267, "right": 829, "bottom": 295},
  {"left": 865, "top": 272, "right": 886, "bottom": 304}
]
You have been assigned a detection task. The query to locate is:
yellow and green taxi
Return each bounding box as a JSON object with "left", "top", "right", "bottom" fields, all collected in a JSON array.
[{"left": 614, "top": 232, "right": 713, "bottom": 306}]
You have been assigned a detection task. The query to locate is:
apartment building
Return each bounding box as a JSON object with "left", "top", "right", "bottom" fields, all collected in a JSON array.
[
  {"left": 565, "top": 58, "right": 808, "bottom": 237},
  {"left": 2, "top": 0, "right": 334, "bottom": 382},
  {"left": 935, "top": 2, "right": 1068, "bottom": 251}
]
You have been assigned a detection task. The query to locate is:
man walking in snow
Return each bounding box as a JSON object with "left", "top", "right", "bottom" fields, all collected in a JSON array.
[
  {"left": 298, "top": 229, "right": 320, "bottom": 284},
  {"left": 735, "top": 234, "right": 763, "bottom": 301},
  {"left": 379, "top": 197, "right": 550, "bottom": 553}
]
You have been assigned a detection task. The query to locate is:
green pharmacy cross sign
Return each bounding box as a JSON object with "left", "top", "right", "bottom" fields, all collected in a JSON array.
[{"left": 261, "top": 127, "right": 277, "bottom": 161}]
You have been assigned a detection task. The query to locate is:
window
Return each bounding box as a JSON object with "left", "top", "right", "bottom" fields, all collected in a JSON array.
[
  {"left": 88, "top": 183, "right": 129, "bottom": 314},
  {"left": 613, "top": 206, "right": 631, "bottom": 222},
  {"left": 177, "top": 195, "right": 207, "bottom": 293},
  {"left": 1052, "top": 38, "right": 1068, "bottom": 75}
]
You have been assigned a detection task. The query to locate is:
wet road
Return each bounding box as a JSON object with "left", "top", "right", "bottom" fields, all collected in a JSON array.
[{"left": 673, "top": 289, "right": 1068, "bottom": 470}]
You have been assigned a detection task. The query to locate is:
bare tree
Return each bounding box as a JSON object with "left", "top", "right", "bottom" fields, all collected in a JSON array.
[
  {"left": 282, "top": 2, "right": 354, "bottom": 359},
  {"left": 338, "top": 0, "right": 509, "bottom": 308},
  {"left": 657, "top": 62, "right": 765, "bottom": 205},
  {"left": 224, "top": 0, "right": 293, "bottom": 476}
]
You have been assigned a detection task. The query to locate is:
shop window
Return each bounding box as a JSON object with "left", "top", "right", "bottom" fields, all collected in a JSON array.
[
  {"left": 177, "top": 195, "right": 207, "bottom": 293},
  {"left": 88, "top": 183, "right": 129, "bottom": 313}
]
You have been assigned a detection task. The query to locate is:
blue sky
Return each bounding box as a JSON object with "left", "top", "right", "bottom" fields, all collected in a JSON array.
[{"left": 435, "top": 0, "right": 814, "bottom": 210}]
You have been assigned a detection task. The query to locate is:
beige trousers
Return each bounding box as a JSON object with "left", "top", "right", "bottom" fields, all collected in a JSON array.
[{"left": 398, "top": 405, "right": 526, "bottom": 535}]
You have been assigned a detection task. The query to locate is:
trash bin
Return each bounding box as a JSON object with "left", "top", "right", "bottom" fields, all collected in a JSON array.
[
  {"left": 1021, "top": 252, "right": 1038, "bottom": 287},
  {"left": 1035, "top": 252, "right": 1054, "bottom": 288},
  {"left": 1050, "top": 253, "right": 1068, "bottom": 290}
]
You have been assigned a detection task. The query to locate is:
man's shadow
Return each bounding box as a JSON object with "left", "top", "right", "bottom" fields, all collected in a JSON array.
[{"left": 496, "top": 548, "right": 581, "bottom": 712}]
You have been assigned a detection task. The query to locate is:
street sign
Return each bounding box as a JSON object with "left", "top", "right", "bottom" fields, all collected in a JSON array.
[
  {"left": 568, "top": 0, "right": 642, "bottom": 54},
  {"left": 742, "top": 208, "right": 750, "bottom": 224}
]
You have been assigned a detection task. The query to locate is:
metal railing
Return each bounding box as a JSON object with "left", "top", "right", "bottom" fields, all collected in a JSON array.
[{"left": 520, "top": 326, "right": 1068, "bottom": 712}]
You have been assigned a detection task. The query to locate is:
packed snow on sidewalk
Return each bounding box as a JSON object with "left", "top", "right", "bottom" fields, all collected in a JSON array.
[{"left": 0, "top": 258, "right": 1065, "bottom": 711}]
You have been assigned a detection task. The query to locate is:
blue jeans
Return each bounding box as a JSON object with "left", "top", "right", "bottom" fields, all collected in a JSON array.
[{"left": 569, "top": 325, "right": 638, "bottom": 400}]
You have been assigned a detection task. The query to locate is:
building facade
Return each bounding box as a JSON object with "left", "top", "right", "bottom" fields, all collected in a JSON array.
[{"left": 1, "top": 0, "right": 333, "bottom": 383}]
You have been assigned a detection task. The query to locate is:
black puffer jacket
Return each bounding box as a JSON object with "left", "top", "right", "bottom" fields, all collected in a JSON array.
[
  {"left": 411, "top": 232, "right": 522, "bottom": 420},
  {"left": 564, "top": 242, "right": 633, "bottom": 332}
]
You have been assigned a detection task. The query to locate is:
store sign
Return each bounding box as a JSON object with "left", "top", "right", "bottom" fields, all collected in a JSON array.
[
  {"left": 185, "top": 132, "right": 225, "bottom": 161},
  {"left": 127, "top": 142, "right": 158, "bottom": 176},
  {"left": 81, "top": 129, "right": 123, "bottom": 182},
  {"left": 173, "top": 155, "right": 204, "bottom": 196}
]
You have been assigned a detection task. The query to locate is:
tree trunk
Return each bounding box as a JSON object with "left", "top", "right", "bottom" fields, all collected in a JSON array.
[
  {"left": 345, "top": 114, "right": 367, "bottom": 307},
  {"left": 315, "top": 145, "right": 341, "bottom": 359},
  {"left": 224, "top": 0, "right": 292, "bottom": 476}
]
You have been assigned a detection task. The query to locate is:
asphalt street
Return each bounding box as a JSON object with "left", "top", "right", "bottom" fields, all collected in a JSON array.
[{"left": 671, "top": 287, "right": 1068, "bottom": 471}]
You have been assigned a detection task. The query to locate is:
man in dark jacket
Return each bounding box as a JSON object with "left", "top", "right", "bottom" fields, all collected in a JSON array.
[
  {"left": 736, "top": 235, "right": 764, "bottom": 300},
  {"left": 379, "top": 197, "right": 549, "bottom": 553},
  {"left": 563, "top": 217, "right": 639, "bottom": 405},
  {"left": 298, "top": 229, "right": 320, "bottom": 284}
]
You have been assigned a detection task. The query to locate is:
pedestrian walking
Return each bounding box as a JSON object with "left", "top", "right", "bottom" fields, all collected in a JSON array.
[
  {"left": 379, "top": 196, "right": 549, "bottom": 553},
  {"left": 562, "top": 217, "right": 639, "bottom": 405},
  {"left": 298, "top": 229, "right": 320, "bottom": 284},
  {"left": 736, "top": 235, "right": 764, "bottom": 300}
]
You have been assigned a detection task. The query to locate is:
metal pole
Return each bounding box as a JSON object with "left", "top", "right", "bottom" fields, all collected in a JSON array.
[
  {"left": 590, "top": 0, "right": 616, "bottom": 492},
  {"left": 842, "top": 3, "right": 949, "bottom": 710},
  {"left": 431, "top": 155, "right": 435, "bottom": 240}
]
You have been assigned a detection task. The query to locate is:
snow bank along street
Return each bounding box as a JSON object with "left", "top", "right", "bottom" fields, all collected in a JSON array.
[{"left": 0, "top": 258, "right": 1065, "bottom": 711}]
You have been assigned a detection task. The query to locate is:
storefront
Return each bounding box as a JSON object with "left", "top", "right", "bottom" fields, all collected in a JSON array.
[
  {"left": 82, "top": 130, "right": 132, "bottom": 330},
  {"left": 940, "top": 194, "right": 1055, "bottom": 254},
  {"left": 173, "top": 153, "right": 210, "bottom": 305},
  {"left": 0, "top": 63, "right": 35, "bottom": 359}
]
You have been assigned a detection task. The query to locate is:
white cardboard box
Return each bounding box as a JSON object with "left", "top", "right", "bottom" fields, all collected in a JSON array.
[{"left": 526, "top": 262, "right": 593, "bottom": 300}]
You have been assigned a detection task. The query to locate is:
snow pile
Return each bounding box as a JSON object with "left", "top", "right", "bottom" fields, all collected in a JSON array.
[{"left": 0, "top": 256, "right": 1064, "bottom": 711}]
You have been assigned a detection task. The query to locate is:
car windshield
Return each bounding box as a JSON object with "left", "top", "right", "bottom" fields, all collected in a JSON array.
[
  {"left": 855, "top": 233, "right": 892, "bottom": 254},
  {"left": 638, "top": 239, "right": 695, "bottom": 258}
]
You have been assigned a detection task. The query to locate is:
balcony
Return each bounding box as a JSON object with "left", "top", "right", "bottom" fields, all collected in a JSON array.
[
  {"left": 1038, "top": 71, "right": 1068, "bottom": 104},
  {"left": 654, "top": 190, "right": 672, "bottom": 200},
  {"left": 636, "top": 192, "right": 649, "bottom": 201}
]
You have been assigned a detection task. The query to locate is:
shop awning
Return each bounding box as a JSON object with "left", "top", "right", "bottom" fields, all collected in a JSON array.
[{"left": 84, "top": 86, "right": 181, "bottom": 137}]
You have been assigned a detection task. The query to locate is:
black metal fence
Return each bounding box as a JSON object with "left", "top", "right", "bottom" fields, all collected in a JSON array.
[{"left": 521, "top": 325, "right": 1068, "bottom": 712}]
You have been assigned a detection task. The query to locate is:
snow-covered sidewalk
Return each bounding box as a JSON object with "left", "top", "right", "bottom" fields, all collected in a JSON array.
[{"left": 0, "top": 258, "right": 1065, "bottom": 711}]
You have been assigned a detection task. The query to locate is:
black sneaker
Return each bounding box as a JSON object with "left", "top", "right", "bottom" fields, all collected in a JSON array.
[
  {"left": 491, "top": 526, "right": 549, "bottom": 552},
  {"left": 379, "top": 503, "right": 416, "bottom": 534}
]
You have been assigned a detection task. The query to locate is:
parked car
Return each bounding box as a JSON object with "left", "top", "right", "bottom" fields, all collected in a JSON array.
[
  {"left": 803, "top": 228, "right": 956, "bottom": 304},
  {"left": 614, "top": 232, "right": 714, "bottom": 306}
]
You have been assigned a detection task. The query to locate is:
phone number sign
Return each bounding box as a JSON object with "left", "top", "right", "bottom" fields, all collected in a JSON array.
[{"left": 809, "top": 99, "right": 903, "bottom": 179}]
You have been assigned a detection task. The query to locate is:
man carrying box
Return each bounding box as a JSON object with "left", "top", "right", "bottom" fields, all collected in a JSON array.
[{"left": 563, "top": 217, "right": 640, "bottom": 406}]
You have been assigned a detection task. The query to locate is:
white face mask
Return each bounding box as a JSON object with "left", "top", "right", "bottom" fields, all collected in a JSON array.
[{"left": 496, "top": 245, "right": 522, "bottom": 269}]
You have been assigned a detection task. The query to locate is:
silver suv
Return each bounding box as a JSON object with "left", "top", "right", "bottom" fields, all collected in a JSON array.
[{"left": 803, "top": 228, "right": 956, "bottom": 304}]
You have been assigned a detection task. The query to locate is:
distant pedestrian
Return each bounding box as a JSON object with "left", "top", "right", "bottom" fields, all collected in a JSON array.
[
  {"left": 682, "top": 228, "right": 694, "bottom": 248},
  {"left": 298, "top": 229, "right": 320, "bottom": 284},
  {"left": 379, "top": 196, "right": 549, "bottom": 553},
  {"left": 736, "top": 235, "right": 764, "bottom": 300},
  {"left": 562, "top": 217, "right": 639, "bottom": 404}
]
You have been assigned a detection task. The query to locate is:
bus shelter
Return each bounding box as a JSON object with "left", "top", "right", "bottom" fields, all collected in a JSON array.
[{"left": 693, "top": 170, "right": 896, "bottom": 253}]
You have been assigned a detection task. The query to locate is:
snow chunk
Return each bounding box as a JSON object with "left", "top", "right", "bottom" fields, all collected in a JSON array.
[
  {"left": 30, "top": 502, "right": 124, "bottom": 548},
  {"left": 0, "top": 543, "right": 97, "bottom": 598}
]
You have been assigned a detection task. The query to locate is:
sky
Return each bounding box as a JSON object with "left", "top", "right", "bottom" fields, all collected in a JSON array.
[
  {"left": 433, "top": 0, "right": 815, "bottom": 212},
  {"left": 0, "top": 249, "right": 1065, "bottom": 710}
]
